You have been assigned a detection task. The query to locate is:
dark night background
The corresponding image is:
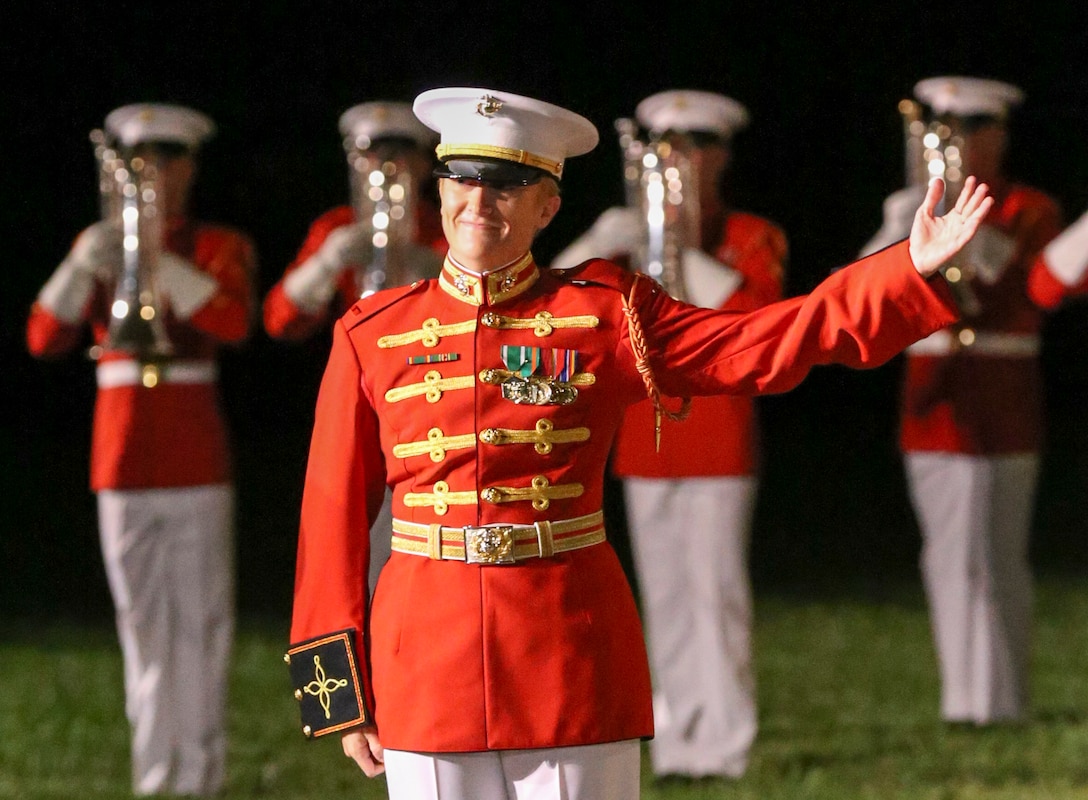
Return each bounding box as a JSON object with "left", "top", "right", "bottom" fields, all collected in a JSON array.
[{"left": 3, "top": 2, "right": 1087, "bottom": 624}]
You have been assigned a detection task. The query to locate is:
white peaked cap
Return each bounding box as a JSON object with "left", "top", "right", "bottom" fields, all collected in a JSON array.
[
  {"left": 413, "top": 87, "right": 599, "bottom": 180},
  {"left": 104, "top": 103, "right": 216, "bottom": 148},
  {"left": 339, "top": 101, "right": 437, "bottom": 150},
  {"left": 635, "top": 89, "right": 750, "bottom": 138},
  {"left": 914, "top": 76, "right": 1024, "bottom": 118}
]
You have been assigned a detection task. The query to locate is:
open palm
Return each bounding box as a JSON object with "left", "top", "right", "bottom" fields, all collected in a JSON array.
[{"left": 909, "top": 176, "right": 994, "bottom": 277}]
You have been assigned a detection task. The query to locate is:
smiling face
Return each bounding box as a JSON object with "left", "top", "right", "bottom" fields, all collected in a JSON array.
[{"left": 438, "top": 177, "right": 562, "bottom": 272}]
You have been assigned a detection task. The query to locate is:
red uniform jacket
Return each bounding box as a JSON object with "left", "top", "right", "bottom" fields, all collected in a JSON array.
[
  {"left": 611, "top": 211, "right": 787, "bottom": 477},
  {"left": 899, "top": 183, "right": 1062, "bottom": 455},
  {"left": 288, "top": 243, "right": 957, "bottom": 753},
  {"left": 263, "top": 202, "right": 447, "bottom": 340},
  {"left": 26, "top": 219, "right": 255, "bottom": 490}
]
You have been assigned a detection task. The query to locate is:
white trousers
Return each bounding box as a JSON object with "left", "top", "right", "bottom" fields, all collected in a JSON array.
[
  {"left": 384, "top": 740, "right": 641, "bottom": 800},
  {"left": 906, "top": 452, "right": 1037, "bottom": 723},
  {"left": 623, "top": 476, "right": 757, "bottom": 777},
  {"left": 97, "top": 485, "right": 235, "bottom": 796}
]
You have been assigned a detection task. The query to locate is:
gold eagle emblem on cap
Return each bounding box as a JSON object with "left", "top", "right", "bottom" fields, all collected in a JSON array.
[{"left": 476, "top": 94, "right": 504, "bottom": 117}]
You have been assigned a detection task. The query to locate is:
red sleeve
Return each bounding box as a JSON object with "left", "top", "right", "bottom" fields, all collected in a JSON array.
[
  {"left": 263, "top": 207, "right": 356, "bottom": 340},
  {"left": 634, "top": 240, "right": 959, "bottom": 399},
  {"left": 262, "top": 282, "right": 331, "bottom": 341},
  {"left": 187, "top": 226, "right": 257, "bottom": 343},
  {"left": 26, "top": 302, "right": 88, "bottom": 358},
  {"left": 290, "top": 320, "right": 387, "bottom": 716}
]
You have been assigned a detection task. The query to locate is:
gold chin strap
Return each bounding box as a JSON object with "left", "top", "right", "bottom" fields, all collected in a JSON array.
[
  {"left": 435, "top": 143, "right": 563, "bottom": 178},
  {"left": 622, "top": 274, "right": 692, "bottom": 452}
]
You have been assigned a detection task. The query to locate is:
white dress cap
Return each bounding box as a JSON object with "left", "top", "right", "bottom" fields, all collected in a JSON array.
[
  {"left": 339, "top": 101, "right": 437, "bottom": 150},
  {"left": 413, "top": 87, "right": 599, "bottom": 180},
  {"left": 104, "top": 103, "right": 216, "bottom": 149},
  {"left": 914, "top": 76, "right": 1024, "bottom": 118},
  {"left": 635, "top": 90, "right": 750, "bottom": 138}
]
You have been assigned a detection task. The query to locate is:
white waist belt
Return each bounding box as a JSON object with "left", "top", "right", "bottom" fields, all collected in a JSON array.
[
  {"left": 391, "top": 511, "right": 606, "bottom": 564},
  {"left": 96, "top": 359, "right": 219, "bottom": 388},
  {"left": 907, "top": 329, "right": 1040, "bottom": 357}
]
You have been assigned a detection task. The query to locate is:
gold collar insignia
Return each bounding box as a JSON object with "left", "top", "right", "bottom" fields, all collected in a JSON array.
[{"left": 439, "top": 253, "right": 539, "bottom": 306}]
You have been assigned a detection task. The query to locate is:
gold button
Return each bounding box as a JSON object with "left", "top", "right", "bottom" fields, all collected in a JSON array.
[
  {"left": 481, "top": 312, "right": 499, "bottom": 327},
  {"left": 283, "top": 653, "right": 291, "bottom": 664},
  {"left": 481, "top": 487, "right": 500, "bottom": 503},
  {"left": 303, "top": 725, "right": 313, "bottom": 738},
  {"left": 480, "top": 428, "right": 497, "bottom": 444},
  {"left": 294, "top": 689, "right": 303, "bottom": 701}
]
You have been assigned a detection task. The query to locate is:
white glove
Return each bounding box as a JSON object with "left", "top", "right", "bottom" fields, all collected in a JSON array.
[
  {"left": 36, "top": 222, "right": 123, "bottom": 323},
  {"left": 283, "top": 224, "right": 372, "bottom": 312},
  {"left": 315, "top": 224, "right": 373, "bottom": 273},
  {"left": 156, "top": 252, "right": 218, "bottom": 319},
  {"left": 680, "top": 248, "right": 743, "bottom": 309},
  {"left": 69, "top": 220, "right": 124, "bottom": 280},
  {"left": 1043, "top": 208, "right": 1088, "bottom": 287},
  {"left": 858, "top": 186, "right": 926, "bottom": 257},
  {"left": 550, "top": 207, "right": 643, "bottom": 269},
  {"left": 961, "top": 224, "right": 1016, "bottom": 285}
]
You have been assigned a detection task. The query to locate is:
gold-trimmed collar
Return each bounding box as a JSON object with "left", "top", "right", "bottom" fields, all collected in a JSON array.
[{"left": 440, "top": 252, "right": 539, "bottom": 306}]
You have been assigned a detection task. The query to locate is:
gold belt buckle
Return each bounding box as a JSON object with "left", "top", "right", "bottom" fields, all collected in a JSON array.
[{"left": 464, "top": 525, "right": 517, "bottom": 564}]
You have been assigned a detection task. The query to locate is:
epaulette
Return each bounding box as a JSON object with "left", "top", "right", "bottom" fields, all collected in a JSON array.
[
  {"left": 551, "top": 259, "right": 640, "bottom": 296},
  {"left": 342, "top": 280, "right": 429, "bottom": 331}
]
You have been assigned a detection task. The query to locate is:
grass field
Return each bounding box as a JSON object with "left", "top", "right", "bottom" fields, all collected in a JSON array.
[{"left": 1, "top": 575, "right": 1085, "bottom": 799}]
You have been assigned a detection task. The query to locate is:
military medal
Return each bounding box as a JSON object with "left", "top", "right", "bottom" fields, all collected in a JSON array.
[{"left": 494, "top": 346, "right": 582, "bottom": 405}]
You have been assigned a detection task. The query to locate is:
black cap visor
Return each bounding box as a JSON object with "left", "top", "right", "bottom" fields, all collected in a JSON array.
[{"left": 434, "top": 158, "right": 551, "bottom": 189}]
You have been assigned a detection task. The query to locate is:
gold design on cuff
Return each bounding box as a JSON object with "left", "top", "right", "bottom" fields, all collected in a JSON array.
[{"left": 304, "top": 655, "right": 348, "bottom": 720}]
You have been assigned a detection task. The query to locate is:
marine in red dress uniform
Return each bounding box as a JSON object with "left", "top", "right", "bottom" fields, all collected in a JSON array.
[
  {"left": 552, "top": 89, "right": 787, "bottom": 780},
  {"left": 26, "top": 104, "right": 255, "bottom": 796},
  {"left": 286, "top": 86, "right": 991, "bottom": 800},
  {"left": 262, "top": 102, "right": 448, "bottom": 594},
  {"left": 863, "top": 77, "right": 1063, "bottom": 724}
]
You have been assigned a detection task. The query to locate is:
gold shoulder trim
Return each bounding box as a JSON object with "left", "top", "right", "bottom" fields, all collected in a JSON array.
[{"left": 623, "top": 274, "right": 691, "bottom": 451}]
